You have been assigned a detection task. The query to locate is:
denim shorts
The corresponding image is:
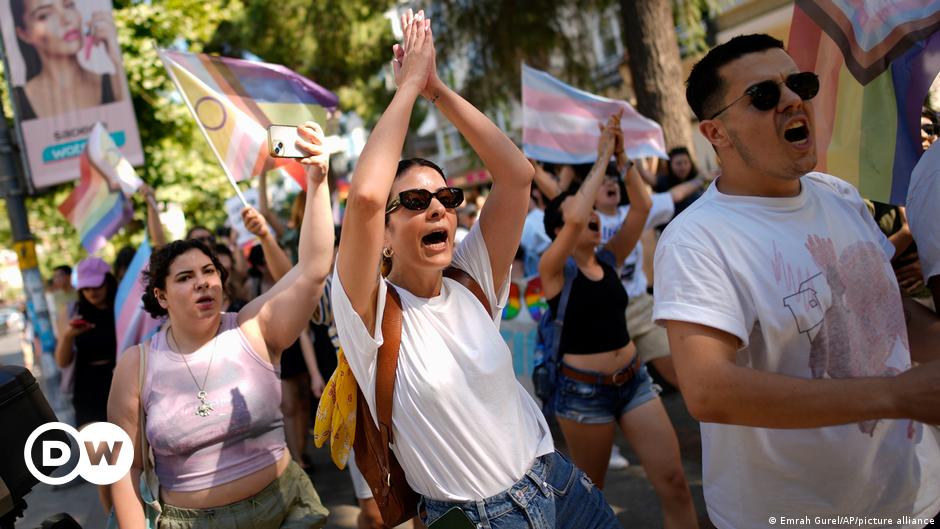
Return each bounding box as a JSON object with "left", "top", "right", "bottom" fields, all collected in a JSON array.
[
  {"left": 553, "top": 363, "right": 659, "bottom": 424},
  {"left": 418, "top": 451, "right": 619, "bottom": 529}
]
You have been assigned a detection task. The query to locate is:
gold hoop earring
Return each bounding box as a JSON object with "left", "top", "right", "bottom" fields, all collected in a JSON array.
[{"left": 382, "top": 247, "right": 394, "bottom": 258}]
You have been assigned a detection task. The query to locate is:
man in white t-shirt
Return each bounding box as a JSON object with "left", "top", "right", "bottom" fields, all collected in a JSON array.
[
  {"left": 908, "top": 139, "right": 940, "bottom": 311},
  {"left": 654, "top": 34, "right": 940, "bottom": 528}
]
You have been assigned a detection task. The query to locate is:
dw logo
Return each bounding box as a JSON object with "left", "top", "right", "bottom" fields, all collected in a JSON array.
[{"left": 23, "top": 422, "right": 133, "bottom": 485}]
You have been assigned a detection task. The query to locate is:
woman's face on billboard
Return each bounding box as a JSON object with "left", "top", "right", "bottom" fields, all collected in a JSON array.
[{"left": 15, "top": 0, "right": 83, "bottom": 58}]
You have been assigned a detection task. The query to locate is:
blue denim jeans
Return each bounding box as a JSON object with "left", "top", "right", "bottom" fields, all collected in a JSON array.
[
  {"left": 418, "top": 451, "right": 619, "bottom": 529},
  {"left": 553, "top": 364, "right": 658, "bottom": 424}
]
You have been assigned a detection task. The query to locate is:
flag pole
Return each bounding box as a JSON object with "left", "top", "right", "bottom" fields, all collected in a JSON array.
[{"left": 158, "top": 49, "right": 249, "bottom": 208}]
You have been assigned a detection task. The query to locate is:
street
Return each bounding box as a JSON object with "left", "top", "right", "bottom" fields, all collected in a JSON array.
[{"left": 1, "top": 333, "right": 708, "bottom": 529}]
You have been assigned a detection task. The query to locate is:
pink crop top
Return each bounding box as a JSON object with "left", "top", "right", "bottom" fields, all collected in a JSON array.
[{"left": 142, "top": 312, "right": 286, "bottom": 492}]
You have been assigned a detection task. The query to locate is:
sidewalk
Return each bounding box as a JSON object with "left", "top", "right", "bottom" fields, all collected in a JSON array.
[{"left": 3, "top": 334, "right": 707, "bottom": 528}]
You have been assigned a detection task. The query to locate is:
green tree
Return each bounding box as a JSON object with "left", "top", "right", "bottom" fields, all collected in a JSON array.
[{"left": 207, "top": 0, "right": 397, "bottom": 124}]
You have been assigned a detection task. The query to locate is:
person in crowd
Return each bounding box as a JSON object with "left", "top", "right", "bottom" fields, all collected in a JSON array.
[
  {"left": 922, "top": 108, "right": 938, "bottom": 152},
  {"left": 653, "top": 147, "right": 706, "bottom": 221},
  {"left": 185, "top": 225, "right": 215, "bottom": 247},
  {"left": 520, "top": 178, "right": 552, "bottom": 277},
  {"left": 654, "top": 33, "right": 940, "bottom": 528},
  {"left": 54, "top": 257, "right": 117, "bottom": 427},
  {"left": 46, "top": 264, "right": 74, "bottom": 337},
  {"left": 107, "top": 122, "right": 333, "bottom": 529},
  {"left": 241, "top": 205, "right": 325, "bottom": 472},
  {"left": 455, "top": 203, "right": 477, "bottom": 243},
  {"left": 10, "top": 0, "right": 123, "bottom": 120},
  {"left": 540, "top": 114, "right": 698, "bottom": 529},
  {"left": 594, "top": 162, "right": 710, "bottom": 392},
  {"left": 332, "top": 10, "right": 618, "bottom": 528},
  {"left": 211, "top": 243, "right": 249, "bottom": 312},
  {"left": 53, "top": 257, "right": 118, "bottom": 512},
  {"left": 908, "top": 121, "right": 940, "bottom": 311}
]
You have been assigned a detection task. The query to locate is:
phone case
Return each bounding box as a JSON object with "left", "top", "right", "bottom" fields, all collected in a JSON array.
[
  {"left": 267, "top": 125, "right": 305, "bottom": 158},
  {"left": 427, "top": 507, "right": 476, "bottom": 529}
]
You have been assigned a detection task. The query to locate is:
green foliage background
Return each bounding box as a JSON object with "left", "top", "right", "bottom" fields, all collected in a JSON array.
[{"left": 0, "top": 0, "right": 394, "bottom": 279}]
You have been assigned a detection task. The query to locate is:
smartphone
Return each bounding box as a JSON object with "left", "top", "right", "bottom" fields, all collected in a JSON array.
[
  {"left": 427, "top": 507, "right": 476, "bottom": 529},
  {"left": 267, "top": 124, "right": 306, "bottom": 158},
  {"left": 69, "top": 318, "right": 90, "bottom": 327}
]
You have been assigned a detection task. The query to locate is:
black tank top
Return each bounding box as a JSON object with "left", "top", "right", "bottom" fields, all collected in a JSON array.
[
  {"left": 547, "top": 255, "right": 631, "bottom": 355},
  {"left": 14, "top": 74, "right": 114, "bottom": 120}
]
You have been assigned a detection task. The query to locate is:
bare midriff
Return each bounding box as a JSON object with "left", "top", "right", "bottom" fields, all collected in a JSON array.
[
  {"left": 562, "top": 341, "right": 637, "bottom": 374},
  {"left": 160, "top": 451, "right": 292, "bottom": 509}
]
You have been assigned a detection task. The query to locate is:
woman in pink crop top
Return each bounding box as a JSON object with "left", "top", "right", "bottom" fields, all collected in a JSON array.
[{"left": 107, "top": 122, "right": 333, "bottom": 529}]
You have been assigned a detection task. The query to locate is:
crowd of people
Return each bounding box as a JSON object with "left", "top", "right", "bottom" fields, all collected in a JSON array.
[{"left": 17, "top": 11, "right": 940, "bottom": 529}]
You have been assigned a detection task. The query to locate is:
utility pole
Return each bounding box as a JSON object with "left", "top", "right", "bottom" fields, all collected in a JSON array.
[{"left": 0, "top": 49, "right": 61, "bottom": 414}]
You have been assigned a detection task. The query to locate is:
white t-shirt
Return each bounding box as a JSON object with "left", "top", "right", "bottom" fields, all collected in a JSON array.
[
  {"left": 596, "top": 192, "right": 674, "bottom": 298},
  {"left": 653, "top": 172, "right": 940, "bottom": 529},
  {"left": 331, "top": 222, "right": 554, "bottom": 501},
  {"left": 907, "top": 141, "right": 940, "bottom": 283}
]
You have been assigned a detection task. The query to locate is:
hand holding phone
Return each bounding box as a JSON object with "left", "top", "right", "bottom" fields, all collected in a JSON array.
[{"left": 268, "top": 125, "right": 306, "bottom": 158}]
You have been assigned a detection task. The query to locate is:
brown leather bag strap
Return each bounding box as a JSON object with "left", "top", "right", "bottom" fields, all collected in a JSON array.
[
  {"left": 376, "top": 285, "right": 403, "bottom": 457},
  {"left": 443, "top": 267, "right": 492, "bottom": 315}
]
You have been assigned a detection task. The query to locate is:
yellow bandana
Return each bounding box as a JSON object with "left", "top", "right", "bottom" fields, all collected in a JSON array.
[{"left": 313, "top": 348, "right": 357, "bottom": 469}]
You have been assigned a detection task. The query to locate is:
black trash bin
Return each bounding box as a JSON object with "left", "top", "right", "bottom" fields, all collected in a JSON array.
[{"left": 0, "top": 365, "right": 65, "bottom": 527}]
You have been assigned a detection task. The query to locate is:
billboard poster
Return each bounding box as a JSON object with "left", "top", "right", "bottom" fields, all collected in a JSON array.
[{"left": 0, "top": 0, "right": 143, "bottom": 189}]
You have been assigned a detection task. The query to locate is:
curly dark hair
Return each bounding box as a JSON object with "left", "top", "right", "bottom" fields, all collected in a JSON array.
[{"left": 142, "top": 240, "right": 228, "bottom": 318}]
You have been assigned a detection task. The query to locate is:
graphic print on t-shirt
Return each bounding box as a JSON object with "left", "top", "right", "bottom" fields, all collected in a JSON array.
[{"left": 781, "top": 235, "right": 910, "bottom": 436}]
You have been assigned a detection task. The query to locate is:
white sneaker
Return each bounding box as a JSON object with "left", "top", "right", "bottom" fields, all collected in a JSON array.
[{"left": 608, "top": 445, "right": 629, "bottom": 470}]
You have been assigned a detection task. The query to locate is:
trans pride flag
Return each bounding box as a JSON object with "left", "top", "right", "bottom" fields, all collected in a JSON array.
[
  {"left": 158, "top": 50, "right": 338, "bottom": 189},
  {"left": 114, "top": 236, "right": 163, "bottom": 358},
  {"left": 522, "top": 63, "right": 668, "bottom": 164},
  {"left": 789, "top": 1, "right": 940, "bottom": 204},
  {"left": 57, "top": 127, "right": 134, "bottom": 253}
]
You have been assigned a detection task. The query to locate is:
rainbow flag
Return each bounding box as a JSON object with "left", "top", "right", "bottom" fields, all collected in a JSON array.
[
  {"left": 114, "top": 236, "right": 163, "bottom": 359},
  {"left": 522, "top": 63, "right": 668, "bottom": 163},
  {"left": 789, "top": 1, "right": 940, "bottom": 204},
  {"left": 58, "top": 139, "right": 134, "bottom": 253},
  {"left": 158, "top": 50, "right": 338, "bottom": 188}
]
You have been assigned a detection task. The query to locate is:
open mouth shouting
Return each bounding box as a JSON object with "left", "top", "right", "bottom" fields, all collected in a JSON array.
[
  {"left": 587, "top": 221, "right": 600, "bottom": 233},
  {"left": 195, "top": 295, "right": 215, "bottom": 310},
  {"left": 421, "top": 228, "right": 449, "bottom": 252},
  {"left": 784, "top": 117, "right": 811, "bottom": 148}
]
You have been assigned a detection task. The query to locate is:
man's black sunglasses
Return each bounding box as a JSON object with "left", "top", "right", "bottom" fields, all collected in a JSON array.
[
  {"left": 709, "top": 72, "right": 820, "bottom": 120},
  {"left": 386, "top": 187, "right": 464, "bottom": 214},
  {"left": 922, "top": 123, "right": 938, "bottom": 137}
]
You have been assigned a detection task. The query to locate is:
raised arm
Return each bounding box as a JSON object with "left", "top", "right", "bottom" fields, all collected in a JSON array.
[
  {"left": 257, "top": 170, "right": 288, "bottom": 239},
  {"left": 665, "top": 320, "right": 940, "bottom": 427},
  {"left": 538, "top": 115, "right": 619, "bottom": 299},
  {"left": 139, "top": 184, "right": 167, "bottom": 248},
  {"left": 603, "top": 140, "right": 652, "bottom": 264},
  {"left": 242, "top": 206, "right": 292, "bottom": 282},
  {"left": 532, "top": 160, "right": 562, "bottom": 200},
  {"left": 238, "top": 122, "right": 334, "bottom": 355},
  {"left": 396, "top": 11, "right": 532, "bottom": 293},
  {"left": 337, "top": 14, "right": 433, "bottom": 331}
]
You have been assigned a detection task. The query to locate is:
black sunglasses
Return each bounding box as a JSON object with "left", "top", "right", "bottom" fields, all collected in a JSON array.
[
  {"left": 709, "top": 72, "right": 820, "bottom": 120},
  {"left": 922, "top": 123, "right": 938, "bottom": 136},
  {"left": 386, "top": 187, "right": 464, "bottom": 214}
]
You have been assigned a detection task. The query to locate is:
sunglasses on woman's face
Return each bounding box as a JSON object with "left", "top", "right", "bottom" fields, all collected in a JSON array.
[
  {"left": 708, "top": 72, "right": 820, "bottom": 120},
  {"left": 386, "top": 187, "right": 465, "bottom": 214}
]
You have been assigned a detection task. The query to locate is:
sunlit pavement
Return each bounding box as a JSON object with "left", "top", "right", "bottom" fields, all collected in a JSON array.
[{"left": 2, "top": 333, "right": 707, "bottom": 529}]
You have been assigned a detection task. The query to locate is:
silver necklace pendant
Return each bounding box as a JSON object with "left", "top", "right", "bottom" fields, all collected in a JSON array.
[{"left": 195, "top": 391, "right": 213, "bottom": 417}]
